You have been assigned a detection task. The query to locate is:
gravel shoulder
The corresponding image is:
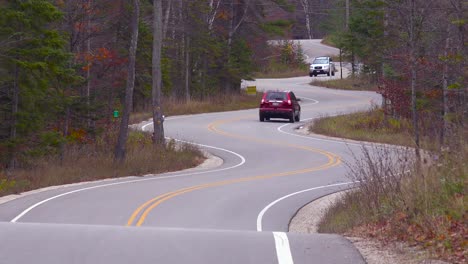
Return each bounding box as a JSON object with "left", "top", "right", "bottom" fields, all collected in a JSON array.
[{"left": 288, "top": 190, "right": 447, "bottom": 264}]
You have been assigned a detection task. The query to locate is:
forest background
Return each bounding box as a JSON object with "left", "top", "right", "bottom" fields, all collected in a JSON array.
[{"left": 0, "top": 0, "right": 465, "bottom": 195}]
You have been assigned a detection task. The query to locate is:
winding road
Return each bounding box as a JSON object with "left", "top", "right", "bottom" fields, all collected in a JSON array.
[{"left": 0, "top": 40, "right": 382, "bottom": 264}]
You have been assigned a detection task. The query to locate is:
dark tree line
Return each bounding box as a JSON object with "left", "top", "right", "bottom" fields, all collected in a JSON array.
[
  {"left": 327, "top": 0, "right": 466, "bottom": 154},
  {"left": 0, "top": 0, "right": 299, "bottom": 171}
]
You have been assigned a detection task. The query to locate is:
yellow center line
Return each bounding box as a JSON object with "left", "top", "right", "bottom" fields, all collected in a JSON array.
[
  {"left": 131, "top": 157, "right": 340, "bottom": 227},
  {"left": 127, "top": 116, "right": 342, "bottom": 227}
]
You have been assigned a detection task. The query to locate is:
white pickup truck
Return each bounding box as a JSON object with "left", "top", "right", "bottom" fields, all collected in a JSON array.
[{"left": 309, "top": 56, "right": 335, "bottom": 77}]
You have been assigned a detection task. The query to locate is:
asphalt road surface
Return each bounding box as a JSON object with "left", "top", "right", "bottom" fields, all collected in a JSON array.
[{"left": 0, "top": 40, "right": 382, "bottom": 264}]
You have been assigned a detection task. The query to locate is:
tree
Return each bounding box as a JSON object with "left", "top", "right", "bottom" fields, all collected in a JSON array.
[
  {"left": 298, "top": 0, "right": 312, "bottom": 39},
  {"left": 0, "top": 0, "right": 77, "bottom": 170},
  {"left": 115, "top": 0, "right": 140, "bottom": 161},
  {"left": 152, "top": 0, "right": 165, "bottom": 145}
]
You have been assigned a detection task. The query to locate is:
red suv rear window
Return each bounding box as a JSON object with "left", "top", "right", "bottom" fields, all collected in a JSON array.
[{"left": 266, "top": 92, "right": 287, "bottom": 101}]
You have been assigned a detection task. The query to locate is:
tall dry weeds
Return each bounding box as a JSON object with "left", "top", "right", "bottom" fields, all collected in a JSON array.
[
  {"left": 0, "top": 131, "right": 204, "bottom": 196},
  {"left": 319, "top": 131, "right": 466, "bottom": 263}
]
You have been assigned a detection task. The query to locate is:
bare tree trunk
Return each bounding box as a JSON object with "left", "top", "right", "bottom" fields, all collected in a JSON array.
[
  {"left": 409, "top": 0, "right": 420, "bottom": 161},
  {"left": 162, "top": 0, "right": 172, "bottom": 40},
  {"left": 300, "top": 0, "right": 312, "bottom": 39},
  {"left": 185, "top": 35, "right": 190, "bottom": 102},
  {"left": 86, "top": 0, "right": 92, "bottom": 129},
  {"left": 441, "top": 36, "right": 451, "bottom": 146},
  {"left": 152, "top": 0, "right": 165, "bottom": 145},
  {"left": 227, "top": 0, "right": 249, "bottom": 49},
  {"left": 115, "top": 0, "right": 140, "bottom": 161},
  {"left": 208, "top": 0, "right": 221, "bottom": 31},
  {"left": 345, "top": 0, "right": 350, "bottom": 29},
  {"left": 225, "top": 0, "right": 249, "bottom": 91},
  {"left": 8, "top": 65, "right": 19, "bottom": 171},
  {"left": 339, "top": 48, "right": 343, "bottom": 79},
  {"left": 453, "top": 0, "right": 465, "bottom": 129},
  {"left": 59, "top": 106, "right": 70, "bottom": 165}
]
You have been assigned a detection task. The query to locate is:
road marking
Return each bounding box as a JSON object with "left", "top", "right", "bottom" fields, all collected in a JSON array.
[
  {"left": 207, "top": 116, "right": 344, "bottom": 159},
  {"left": 273, "top": 232, "right": 294, "bottom": 264},
  {"left": 141, "top": 115, "right": 195, "bottom": 131},
  {"left": 128, "top": 157, "right": 341, "bottom": 226},
  {"left": 298, "top": 96, "right": 319, "bottom": 105},
  {"left": 277, "top": 116, "right": 406, "bottom": 149},
  {"left": 277, "top": 119, "right": 362, "bottom": 147},
  {"left": 256, "top": 182, "right": 355, "bottom": 232},
  {"left": 127, "top": 117, "right": 342, "bottom": 226},
  {"left": 10, "top": 139, "right": 246, "bottom": 223}
]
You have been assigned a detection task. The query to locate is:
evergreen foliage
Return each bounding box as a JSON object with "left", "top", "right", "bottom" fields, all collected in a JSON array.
[
  {"left": 0, "top": 0, "right": 301, "bottom": 170},
  {"left": 0, "top": 0, "right": 79, "bottom": 168}
]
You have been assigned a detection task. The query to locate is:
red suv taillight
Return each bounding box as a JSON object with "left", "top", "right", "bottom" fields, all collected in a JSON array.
[
  {"left": 260, "top": 93, "right": 267, "bottom": 106},
  {"left": 285, "top": 93, "right": 292, "bottom": 106}
]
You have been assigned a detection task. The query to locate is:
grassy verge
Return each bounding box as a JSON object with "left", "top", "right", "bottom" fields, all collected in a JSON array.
[
  {"left": 254, "top": 68, "right": 307, "bottom": 79},
  {"left": 320, "top": 36, "right": 336, "bottom": 47},
  {"left": 1, "top": 92, "right": 262, "bottom": 197},
  {"left": 312, "top": 109, "right": 467, "bottom": 263},
  {"left": 310, "top": 76, "right": 378, "bottom": 91},
  {"left": 253, "top": 64, "right": 308, "bottom": 79},
  {"left": 0, "top": 131, "right": 204, "bottom": 196},
  {"left": 310, "top": 108, "right": 415, "bottom": 147},
  {"left": 130, "top": 92, "right": 262, "bottom": 124}
]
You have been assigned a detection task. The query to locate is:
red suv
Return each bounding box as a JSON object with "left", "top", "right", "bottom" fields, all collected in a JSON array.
[{"left": 259, "top": 90, "right": 301, "bottom": 123}]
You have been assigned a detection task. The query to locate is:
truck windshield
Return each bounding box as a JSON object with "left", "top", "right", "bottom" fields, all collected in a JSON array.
[{"left": 313, "top": 59, "right": 328, "bottom": 64}]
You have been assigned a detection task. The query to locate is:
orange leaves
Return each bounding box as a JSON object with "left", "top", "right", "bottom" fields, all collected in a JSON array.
[
  {"left": 56, "top": 0, "right": 65, "bottom": 8},
  {"left": 217, "top": 10, "right": 229, "bottom": 20},
  {"left": 424, "top": 89, "right": 442, "bottom": 99},
  {"left": 95, "top": 47, "right": 112, "bottom": 60},
  {"left": 82, "top": 64, "right": 91, "bottom": 71},
  {"left": 349, "top": 211, "right": 467, "bottom": 263},
  {"left": 78, "top": 47, "right": 123, "bottom": 72},
  {"left": 396, "top": 211, "right": 407, "bottom": 221},
  {"left": 68, "top": 128, "right": 87, "bottom": 143}
]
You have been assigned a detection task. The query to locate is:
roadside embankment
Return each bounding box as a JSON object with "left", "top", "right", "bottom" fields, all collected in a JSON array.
[{"left": 290, "top": 116, "right": 465, "bottom": 264}]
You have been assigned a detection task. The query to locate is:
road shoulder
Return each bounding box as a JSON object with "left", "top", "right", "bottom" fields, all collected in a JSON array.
[
  {"left": 0, "top": 116, "right": 223, "bottom": 206},
  {"left": 288, "top": 125, "right": 451, "bottom": 264}
]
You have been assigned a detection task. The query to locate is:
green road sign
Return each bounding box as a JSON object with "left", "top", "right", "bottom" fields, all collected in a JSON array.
[{"left": 113, "top": 110, "right": 119, "bottom": 118}]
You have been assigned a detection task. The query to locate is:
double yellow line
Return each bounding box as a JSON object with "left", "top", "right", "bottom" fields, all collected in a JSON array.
[{"left": 127, "top": 116, "right": 341, "bottom": 227}]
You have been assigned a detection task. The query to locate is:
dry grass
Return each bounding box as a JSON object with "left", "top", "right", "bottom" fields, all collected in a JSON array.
[
  {"left": 254, "top": 62, "right": 309, "bottom": 79},
  {"left": 0, "top": 131, "right": 204, "bottom": 196},
  {"left": 1, "top": 92, "right": 263, "bottom": 196},
  {"left": 311, "top": 76, "right": 378, "bottom": 91},
  {"left": 310, "top": 108, "right": 416, "bottom": 147},
  {"left": 320, "top": 36, "right": 336, "bottom": 48},
  {"left": 316, "top": 118, "right": 467, "bottom": 263},
  {"left": 130, "top": 92, "right": 262, "bottom": 124},
  {"left": 253, "top": 68, "right": 308, "bottom": 79}
]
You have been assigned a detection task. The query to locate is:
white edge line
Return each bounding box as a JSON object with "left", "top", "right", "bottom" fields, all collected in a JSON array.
[
  {"left": 256, "top": 182, "right": 355, "bottom": 232},
  {"left": 11, "top": 134, "right": 246, "bottom": 223},
  {"left": 277, "top": 95, "right": 361, "bottom": 146},
  {"left": 278, "top": 117, "right": 409, "bottom": 150},
  {"left": 280, "top": 96, "right": 397, "bottom": 148},
  {"left": 298, "top": 96, "right": 319, "bottom": 105},
  {"left": 277, "top": 118, "right": 362, "bottom": 147},
  {"left": 273, "top": 232, "right": 294, "bottom": 264}
]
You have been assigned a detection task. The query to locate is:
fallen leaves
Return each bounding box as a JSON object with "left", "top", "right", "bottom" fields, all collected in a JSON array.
[{"left": 347, "top": 214, "right": 467, "bottom": 264}]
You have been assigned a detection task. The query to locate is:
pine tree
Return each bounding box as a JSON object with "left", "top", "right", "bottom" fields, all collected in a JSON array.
[{"left": 0, "top": 0, "right": 78, "bottom": 170}]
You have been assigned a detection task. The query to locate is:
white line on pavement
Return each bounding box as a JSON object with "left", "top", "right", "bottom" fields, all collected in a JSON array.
[
  {"left": 256, "top": 182, "right": 355, "bottom": 232},
  {"left": 277, "top": 117, "right": 362, "bottom": 147},
  {"left": 11, "top": 140, "right": 246, "bottom": 223},
  {"left": 273, "top": 232, "right": 294, "bottom": 264},
  {"left": 297, "top": 96, "right": 319, "bottom": 105}
]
